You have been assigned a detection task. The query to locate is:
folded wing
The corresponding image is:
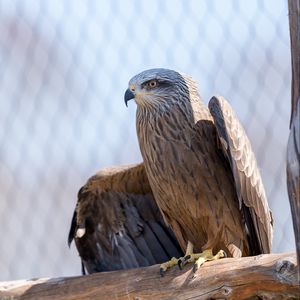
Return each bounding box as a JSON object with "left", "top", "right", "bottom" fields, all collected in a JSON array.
[{"left": 208, "top": 96, "right": 273, "bottom": 254}]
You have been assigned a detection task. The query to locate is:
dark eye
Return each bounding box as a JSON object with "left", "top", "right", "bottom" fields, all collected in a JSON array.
[{"left": 146, "top": 80, "right": 157, "bottom": 89}]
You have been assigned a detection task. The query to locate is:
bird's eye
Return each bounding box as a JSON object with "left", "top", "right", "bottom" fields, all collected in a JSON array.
[{"left": 147, "top": 80, "right": 157, "bottom": 89}]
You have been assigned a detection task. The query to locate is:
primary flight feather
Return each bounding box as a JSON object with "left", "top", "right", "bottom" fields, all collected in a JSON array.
[{"left": 68, "top": 163, "right": 183, "bottom": 273}]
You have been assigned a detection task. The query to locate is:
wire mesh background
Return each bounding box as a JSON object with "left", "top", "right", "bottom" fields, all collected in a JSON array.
[{"left": 0, "top": 0, "right": 294, "bottom": 280}]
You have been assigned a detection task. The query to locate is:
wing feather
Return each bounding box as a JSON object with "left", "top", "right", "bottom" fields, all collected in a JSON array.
[
  {"left": 208, "top": 96, "right": 273, "bottom": 254},
  {"left": 68, "top": 163, "right": 182, "bottom": 274}
]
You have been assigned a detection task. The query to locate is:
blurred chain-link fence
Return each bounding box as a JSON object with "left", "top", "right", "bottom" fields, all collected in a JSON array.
[{"left": 0, "top": 0, "right": 294, "bottom": 280}]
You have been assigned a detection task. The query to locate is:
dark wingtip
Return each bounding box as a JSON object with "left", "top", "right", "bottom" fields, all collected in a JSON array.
[
  {"left": 208, "top": 96, "right": 221, "bottom": 111},
  {"left": 68, "top": 210, "right": 77, "bottom": 247},
  {"left": 67, "top": 231, "right": 74, "bottom": 248}
]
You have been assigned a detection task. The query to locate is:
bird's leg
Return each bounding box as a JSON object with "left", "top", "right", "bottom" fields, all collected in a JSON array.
[
  {"left": 177, "top": 241, "right": 195, "bottom": 269},
  {"left": 160, "top": 241, "right": 194, "bottom": 276}
]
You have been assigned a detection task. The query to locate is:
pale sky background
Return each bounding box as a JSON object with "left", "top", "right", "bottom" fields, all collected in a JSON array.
[{"left": 0, "top": 0, "right": 294, "bottom": 280}]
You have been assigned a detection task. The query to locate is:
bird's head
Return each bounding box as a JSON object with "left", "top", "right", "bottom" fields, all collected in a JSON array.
[{"left": 124, "top": 68, "right": 199, "bottom": 110}]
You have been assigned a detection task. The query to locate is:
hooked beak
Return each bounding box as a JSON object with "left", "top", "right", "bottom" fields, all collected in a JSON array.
[{"left": 124, "top": 89, "right": 135, "bottom": 107}]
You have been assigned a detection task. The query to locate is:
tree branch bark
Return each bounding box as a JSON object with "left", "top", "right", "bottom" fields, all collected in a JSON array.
[
  {"left": 287, "top": 0, "right": 300, "bottom": 282},
  {"left": 0, "top": 252, "right": 298, "bottom": 300}
]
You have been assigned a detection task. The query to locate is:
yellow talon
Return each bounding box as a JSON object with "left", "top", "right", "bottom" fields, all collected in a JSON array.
[
  {"left": 160, "top": 257, "right": 179, "bottom": 275},
  {"left": 193, "top": 249, "right": 226, "bottom": 272},
  {"left": 159, "top": 241, "right": 226, "bottom": 275}
]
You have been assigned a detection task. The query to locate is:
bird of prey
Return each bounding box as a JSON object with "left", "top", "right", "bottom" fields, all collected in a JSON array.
[
  {"left": 68, "top": 163, "right": 183, "bottom": 274},
  {"left": 124, "top": 68, "right": 273, "bottom": 273}
]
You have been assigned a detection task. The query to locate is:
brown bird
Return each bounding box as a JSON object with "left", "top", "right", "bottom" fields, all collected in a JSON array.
[
  {"left": 68, "top": 163, "right": 183, "bottom": 274},
  {"left": 124, "top": 68, "right": 273, "bottom": 273}
]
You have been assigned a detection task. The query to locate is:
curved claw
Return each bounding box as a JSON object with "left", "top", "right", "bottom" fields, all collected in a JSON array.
[
  {"left": 192, "top": 263, "right": 198, "bottom": 273},
  {"left": 177, "top": 259, "right": 183, "bottom": 270},
  {"left": 221, "top": 250, "right": 227, "bottom": 258},
  {"left": 178, "top": 254, "right": 191, "bottom": 270}
]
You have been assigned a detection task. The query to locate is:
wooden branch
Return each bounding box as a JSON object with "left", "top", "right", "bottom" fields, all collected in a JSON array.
[
  {"left": 287, "top": 0, "right": 300, "bottom": 281},
  {"left": 0, "top": 252, "right": 298, "bottom": 300}
]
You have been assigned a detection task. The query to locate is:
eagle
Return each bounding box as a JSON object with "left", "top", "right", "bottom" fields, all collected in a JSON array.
[{"left": 69, "top": 68, "right": 273, "bottom": 275}]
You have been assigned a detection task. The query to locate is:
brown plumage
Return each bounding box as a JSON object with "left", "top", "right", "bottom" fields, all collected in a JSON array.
[
  {"left": 69, "top": 68, "right": 273, "bottom": 274},
  {"left": 68, "top": 163, "right": 183, "bottom": 274},
  {"left": 125, "top": 68, "right": 273, "bottom": 258}
]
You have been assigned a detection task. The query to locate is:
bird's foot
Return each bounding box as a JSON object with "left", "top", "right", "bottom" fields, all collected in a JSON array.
[
  {"left": 177, "top": 249, "right": 226, "bottom": 272},
  {"left": 193, "top": 249, "right": 226, "bottom": 272},
  {"left": 160, "top": 241, "right": 195, "bottom": 275},
  {"left": 177, "top": 253, "right": 202, "bottom": 269},
  {"left": 160, "top": 257, "right": 179, "bottom": 276},
  {"left": 159, "top": 243, "right": 226, "bottom": 275}
]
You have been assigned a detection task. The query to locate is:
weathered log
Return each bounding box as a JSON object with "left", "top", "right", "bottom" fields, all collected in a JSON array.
[
  {"left": 287, "top": 0, "right": 300, "bottom": 280},
  {"left": 0, "top": 252, "right": 298, "bottom": 300}
]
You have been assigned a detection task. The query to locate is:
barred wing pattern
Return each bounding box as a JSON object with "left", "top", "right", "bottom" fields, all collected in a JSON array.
[{"left": 208, "top": 96, "right": 273, "bottom": 254}]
